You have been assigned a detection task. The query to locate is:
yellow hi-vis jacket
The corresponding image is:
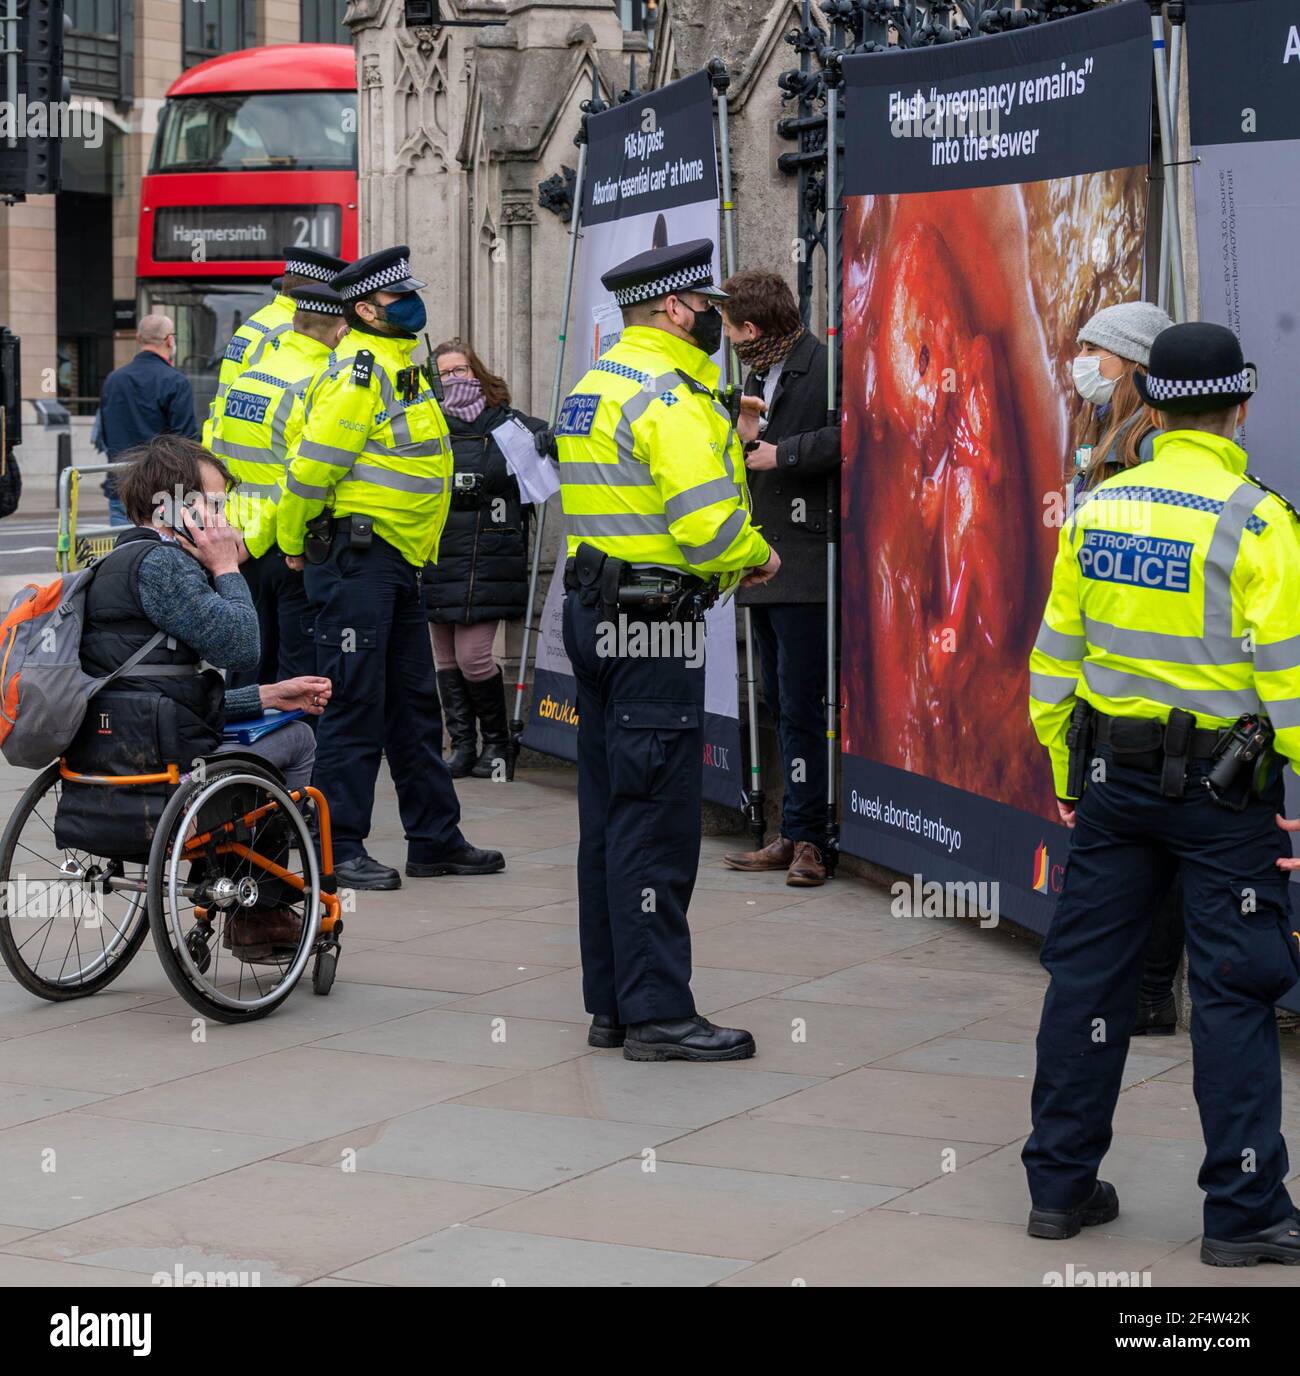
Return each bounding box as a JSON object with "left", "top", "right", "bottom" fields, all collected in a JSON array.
[
  {"left": 209, "top": 331, "right": 333, "bottom": 559},
  {"left": 1029, "top": 428, "right": 1300, "bottom": 799},
  {"left": 555, "top": 325, "right": 770, "bottom": 587},
  {"left": 201, "top": 293, "right": 296, "bottom": 448},
  {"left": 276, "top": 329, "right": 452, "bottom": 567}
]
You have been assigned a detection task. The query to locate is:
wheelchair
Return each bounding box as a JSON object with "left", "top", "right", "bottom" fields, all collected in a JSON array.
[{"left": 0, "top": 754, "right": 343, "bottom": 1023}]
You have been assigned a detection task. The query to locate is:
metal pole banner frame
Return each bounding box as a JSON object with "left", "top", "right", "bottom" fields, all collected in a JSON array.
[
  {"left": 509, "top": 66, "right": 602, "bottom": 777},
  {"left": 708, "top": 57, "right": 767, "bottom": 851},
  {"left": 518, "top": 68, "right": 748, "bottom": 810}
]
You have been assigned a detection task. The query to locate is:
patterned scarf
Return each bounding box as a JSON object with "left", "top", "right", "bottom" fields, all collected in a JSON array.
[
  {"left": 735, "top": 325, "right": 805, "bottom": 375},
  {"left": 442, "top": 375, "right": 486, "bottom": 422}
]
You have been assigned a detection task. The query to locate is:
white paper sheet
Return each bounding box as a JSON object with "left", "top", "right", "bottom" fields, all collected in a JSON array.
[{"left": 492, "top": 416, "right": 560, "bottom": 505}]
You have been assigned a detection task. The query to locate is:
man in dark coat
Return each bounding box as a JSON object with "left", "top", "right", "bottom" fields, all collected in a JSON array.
[
  {"left": 720, "top": 271, "right": 841, "bottom": 886},
  {"left": 98, "top": 314, "right": 199, "bottom": 524}
]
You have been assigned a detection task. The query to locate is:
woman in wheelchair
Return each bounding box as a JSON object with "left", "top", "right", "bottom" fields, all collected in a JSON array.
[{"left": 0, "top": 435, "right": 341, "bottom": 1021}]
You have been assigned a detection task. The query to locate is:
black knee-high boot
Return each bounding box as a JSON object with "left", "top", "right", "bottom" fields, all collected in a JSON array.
[
  {"left": 466, "top": 668, "right": 510, "bottom": 780},
  {"left": 436, "top": 668, "right": 478, "bottom": 778}
]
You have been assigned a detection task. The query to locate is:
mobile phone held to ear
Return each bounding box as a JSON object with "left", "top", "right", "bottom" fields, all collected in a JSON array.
[{"left": 173, "top": 502, "right": 204, "bottom": 545}]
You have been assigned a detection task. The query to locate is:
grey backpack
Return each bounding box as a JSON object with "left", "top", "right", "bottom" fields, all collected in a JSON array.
[{"left": 0, "top": 546, "right": 166, "bottom": 769}]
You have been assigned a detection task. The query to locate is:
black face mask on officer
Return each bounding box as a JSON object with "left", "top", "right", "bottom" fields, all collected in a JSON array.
[{"left": 682, "top": 300, "right": 723, "bottom": 356}]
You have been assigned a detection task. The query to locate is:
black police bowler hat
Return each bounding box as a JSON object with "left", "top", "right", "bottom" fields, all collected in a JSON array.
[
  {"left": 290, "top": 283, "right": 345, "bottom": 316},
  {"left": 1134, "top": 321, "right": 1257, "bottom": 413},
  {"left": 281, "top": 245, "right": 348, "bottom": 281},
  {"left": 601, "top": 239, "right": 727, "bottom": 308},
  {"left": 331, "top": 246, "right": 427, "bottom": 301}
]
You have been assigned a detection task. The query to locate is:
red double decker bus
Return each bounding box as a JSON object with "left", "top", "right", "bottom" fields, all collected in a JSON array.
[{"left": 138, "top": 43, "right": 359, "bottom": 425}]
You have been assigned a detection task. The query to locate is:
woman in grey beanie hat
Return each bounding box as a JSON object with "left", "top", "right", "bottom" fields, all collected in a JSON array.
[
  {"left": 1071, "top": 300, "right": 1174, "bottom": 493},
  {"left": 1068, "top": 299, "right": 1182, "bottom": 1035}
]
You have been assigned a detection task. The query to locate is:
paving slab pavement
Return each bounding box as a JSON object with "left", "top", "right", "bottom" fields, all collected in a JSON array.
[{"left": 0, "top": 764, "right": 1297, "bottom": 1287}]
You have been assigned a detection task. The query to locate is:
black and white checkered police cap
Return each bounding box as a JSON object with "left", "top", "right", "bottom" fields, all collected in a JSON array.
[
  {"left": 281, "top": 246, "right": 347, "bottom": 282},
  {"left": 290, "top": 284, "right": 345, "bottom": 316},
  {"left": 1134, "top": 322, "right": 1257, "bottom": 413},
  {"left": 330, "top": 246, "right": 427, "bottom": 301},
  {"left": 601, "top": 239, "right": 728, "bottom": 309}
]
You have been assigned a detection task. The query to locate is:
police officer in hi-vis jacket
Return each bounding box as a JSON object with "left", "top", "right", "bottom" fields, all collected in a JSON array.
[
  {"left": 556, "top": 239, "right": 778, "bottom": 1063},
  {"left": 1025, "top": 322, "right": 1300, "bottom": 1266},
  {"left": 277, "top": 246, "right": 503, "bottom": 892}
]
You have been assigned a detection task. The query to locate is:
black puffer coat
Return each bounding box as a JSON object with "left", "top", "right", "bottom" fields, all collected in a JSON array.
[{"left": 423, "top": 402, "right": 548, "bottom": 625}]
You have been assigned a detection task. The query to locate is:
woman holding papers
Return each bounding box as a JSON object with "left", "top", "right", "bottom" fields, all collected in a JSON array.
[{"left": 423, "top": 339, "right": 548, "bottom": 781}]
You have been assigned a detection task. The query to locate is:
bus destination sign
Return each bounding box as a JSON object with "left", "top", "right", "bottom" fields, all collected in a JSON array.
[{"left": 153, "top": 205, "right": 343, "bottom": 262}]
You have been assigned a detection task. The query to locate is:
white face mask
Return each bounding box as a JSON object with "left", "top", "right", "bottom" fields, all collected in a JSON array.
[{"left": 1072, "top": 354, "right": 1118, "bottom": 406}]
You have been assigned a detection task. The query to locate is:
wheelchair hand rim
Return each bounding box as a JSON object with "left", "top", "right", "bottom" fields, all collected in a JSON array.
[{"left": 163, "top": 772, "right": 320, "bottom": 1012}]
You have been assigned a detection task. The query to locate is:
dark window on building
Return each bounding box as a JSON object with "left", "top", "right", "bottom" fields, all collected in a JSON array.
[
  {"left": 184, "top": 0, "right": 252, "bottom": 69},
  {"left": 616, "top": 0, "right": 654, "bottom": 31},
  {"left": 301, "top": 0, "right": 351, "bottom": 44},
  {"left": 66, "top": 0, "right": 130, "bottom": 100}
]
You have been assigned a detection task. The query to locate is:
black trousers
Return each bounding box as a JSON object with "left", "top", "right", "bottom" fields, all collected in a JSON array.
[
  {"left": 1023, "top": 745, "right": 1299, "bottom": 1239},
  {"left": 749, "top": 602, "right": 829, "bottom": 845},
  {"left": 562, "top": 593, "right": 705, "bottom": 1024},
  {"left": 229, "top": 549, "right": 313, "bottom": 691},
  {"left": 304, "top": 529, "right": 464, "bottom": 865},
  {"left": 1142, "top": 878, "right": 1185, "bottom": 1002}
]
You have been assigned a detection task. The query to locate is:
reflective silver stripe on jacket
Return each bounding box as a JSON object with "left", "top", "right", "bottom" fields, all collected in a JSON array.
[
  {"left": 1029, "top": 671, "right": 1078, "bottom": 704},
  {"left": 678, "top": 506, "right": 746, "bottom": 564},
  {"left": 566, "top": 512, "right": 670, "bottom": 539},
  {"left": 212, "top": 438, "right": 280, "bottom": 466},
  {"left": 665, "top": 475, "right": 739, "bottom": 527},
  {"left": 1261, "top": 697, "right": 1300, "bottom": 730},
  {"left": 232, "top": 481, "right": 282, "bottom": 501},
  {"left": 1083, "top": 617, "right": 1241, "bottom": 668},
  {"left": 1034, "top": 623, "right": 1086, "bottom": 661},
  {"left": 366, "top": 437, "right": 446, "bottom": 458},
  {"left": 286, "top": 473, "right": 332, "bottom": 501},
  {"left": 339, "top": 464, "right": 445, "bottom": 495},
  {"left": 296, "top": 438, "right": 359, "bottom": 470},
  {"left": 559, "top": 460, "right": 655, "bottom": 487},
  {"left": 1082, "top": 661, "right": 1258, "bottom": 718},
  {"left": 1255, "top": 634, "right": 1300, "bottom": 674},
  {"left": 269, "top": 387, "right": 297, "bottom": 457},
  {"left": 244, "top": 323, "right": 292, "bottom": 370}
]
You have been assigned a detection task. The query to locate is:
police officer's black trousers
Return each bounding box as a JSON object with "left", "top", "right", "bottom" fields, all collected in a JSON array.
[
  {"left": 1023, "top": 746, "right": 1300, "bottom": 1239},
  {"left": 229, "top": 550, "right": 313, "bottom": 691},
  {"left": 304, "top": 529, "right": 465, "bottom": 865},
  {"left": 562, "top": 593, "right": 705, "bottom": 1024}
]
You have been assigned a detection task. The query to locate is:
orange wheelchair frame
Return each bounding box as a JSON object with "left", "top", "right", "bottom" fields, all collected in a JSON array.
[
  {"left": 56, "top": 762, "right": 342, "bottom": 939},
  {"left": 0, "top": 752, "right": 346, "bottom": 1020}
]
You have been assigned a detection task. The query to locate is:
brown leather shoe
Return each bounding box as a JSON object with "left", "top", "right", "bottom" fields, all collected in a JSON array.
[
  {"left": 787, "top": 841, "right": 826, "bottom": 887},
  {"left": 722, "top": 835, "right": 794, "bottom": 872},
  {"left": 223, "top": 907, "right": 304, "bottom": 962}
]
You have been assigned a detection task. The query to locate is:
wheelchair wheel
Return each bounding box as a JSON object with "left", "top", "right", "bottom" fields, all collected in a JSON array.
[
  {"left": 0, "top": 761, "right": 150, "bottom": 1000},
  {"left": 147, "top": 764, "right": 320, "bottom": 1023}
]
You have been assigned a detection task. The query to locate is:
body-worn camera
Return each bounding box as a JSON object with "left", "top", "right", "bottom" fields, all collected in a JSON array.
[{"left": 451, "top": 470, "right": 486, "bottom": 509}]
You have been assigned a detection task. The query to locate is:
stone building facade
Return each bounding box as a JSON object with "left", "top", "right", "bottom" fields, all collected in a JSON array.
[{"left": 345, "top": 0, "right": 825, "bottom": 417}]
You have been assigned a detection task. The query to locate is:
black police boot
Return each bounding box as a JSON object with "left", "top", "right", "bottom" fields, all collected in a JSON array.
[
  {"left": 436, "top": 669, "right": 478, "bottom": 779},
  {"left": 466, "top": 668, "right": 510, "bottom": 780},
  {"left": 1133, "top": 990, "right": 1178, "bottom": 1036},
  {"left": 1027, "top": 1180, "right": 1120, "bottom": 1240},
  {"left": 334, "top": 853, "right": 402, "bottom": 891},
  {"left": 623, "top": 1015, "right": 756, "bottom": 1062},
  {"left": 588, "top": 1014, "right": 626, "bottom": 1049},
  {"left": 406, "top": 843, "right": 505, "bottom": 878},
  {"left": 1201, "top": 1215, "right": 1300, "bottom": 1267}
]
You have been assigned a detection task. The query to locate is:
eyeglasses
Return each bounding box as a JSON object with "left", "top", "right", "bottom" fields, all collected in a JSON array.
[{"left": 438, "top": 364, "right": 473, "bottom": 381}]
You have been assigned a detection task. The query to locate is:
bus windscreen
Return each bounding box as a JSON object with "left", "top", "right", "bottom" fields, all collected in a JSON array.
[{"left": 151, "top": 91, "right": 357, "bottom": 173}]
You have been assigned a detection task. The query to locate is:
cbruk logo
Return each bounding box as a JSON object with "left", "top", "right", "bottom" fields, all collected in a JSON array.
[{"left": 1032, "top": 841, "right": 1064, "bottom": 895}]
